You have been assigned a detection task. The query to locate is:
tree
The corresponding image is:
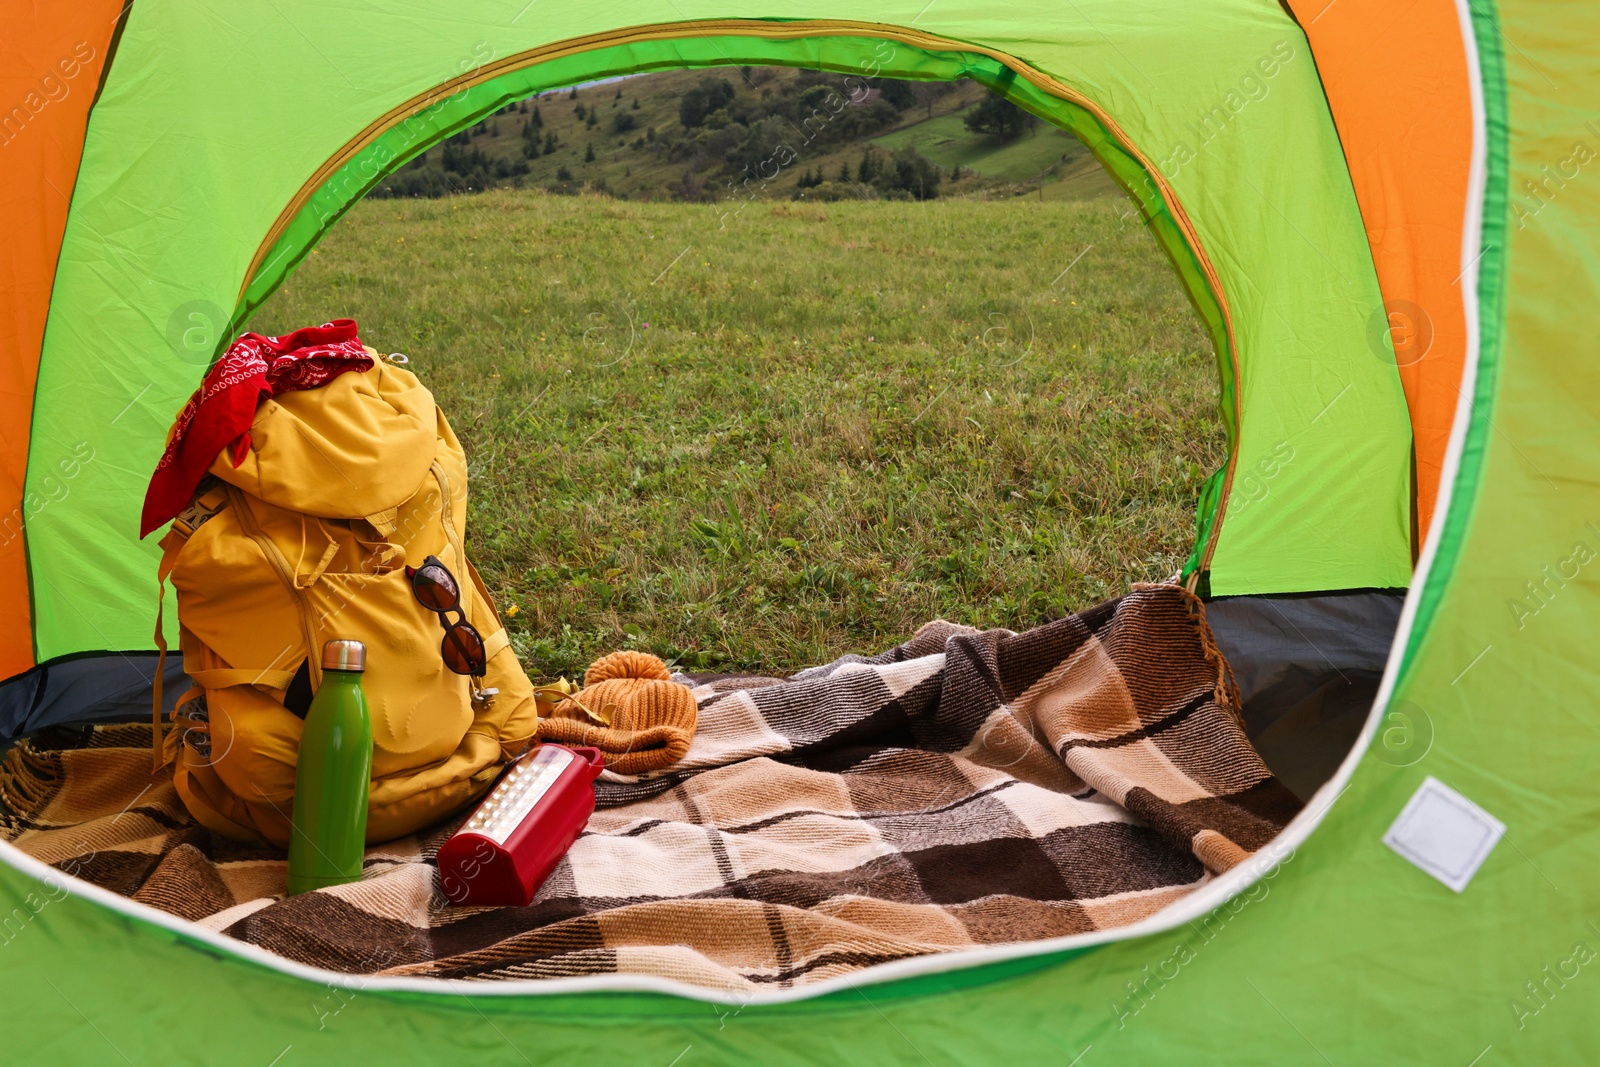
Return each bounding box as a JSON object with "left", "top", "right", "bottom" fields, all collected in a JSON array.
[
  {"left": 886, "top": 146, "right": 941, "bottom": 200},
  {"left": 878, "top": 80, "right": 915, "bottom": 110},
  {"left": 964, "top": 93, "right": 1036, "bottom": 141},
  {"left": 844, "top": 145, "right": 941, "bottom": 199},
  {"left": 912, "top": 82, "right": 952, "bottom": 121},
  {"left": 611, "top": 111, "right": 637, "bottom": 134},
  {"left": 556, "top": 165, "right": 573, "bottom": 180},
  {"left": 441, "top": 143, "right": 486, "bottom": 174},
  {"left": 574, "top": 103, "right": 586, "bottom": 120},
  {"left": 531, "top": 106, "right": 543, "bottom": 128},
  {"left": 543, "top": 132, "right": 557, "bottom": 154},
  {"left": 729, "top": 116, "right": 790, "bottom": 178},
  {"left": 838, "top": 160, "right": 851, "bottom": 182},
  {"left": 631, "top": 97, "right": 640, "bottom": 110},
  {"left": 584, "top": 143, "right": 596, "bottom": 162},
  {"left": 857, "top": 145, "right": 882, "bottom": 184},
  {"left": 679, "top": 76, "right": 735, "bottom": 128},
  {"left": 679, "top": 88, "right": 708, "bottom": 128}
]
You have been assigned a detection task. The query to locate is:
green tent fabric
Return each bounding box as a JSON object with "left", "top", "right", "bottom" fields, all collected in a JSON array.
[
  {"left": 23, "top": 0, "right": 1412, "bottom": 667},
  {"left": 4, "top": 0, "right": 1598, "bottom": 1062}
]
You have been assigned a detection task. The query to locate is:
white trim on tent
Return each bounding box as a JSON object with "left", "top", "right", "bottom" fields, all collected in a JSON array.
[{"left": 0, "top": 8, "right": 1493, "bottom": 1007}]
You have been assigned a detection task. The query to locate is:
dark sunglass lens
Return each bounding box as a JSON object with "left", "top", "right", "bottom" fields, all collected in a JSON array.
[
  {"left": 441, "top": 623, "right": 487, "bottom": 676},
  {"left": 412, "top": 566, "right": 460, "bottom": 611}
]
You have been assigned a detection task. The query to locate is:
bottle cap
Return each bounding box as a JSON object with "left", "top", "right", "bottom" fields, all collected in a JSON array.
[{"left": 322, "top": 639, "right": 366, "bottom": 672}]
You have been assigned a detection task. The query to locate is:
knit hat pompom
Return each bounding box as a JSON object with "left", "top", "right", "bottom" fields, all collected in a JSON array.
[{"left": 584, "top": 649, "right": 672, "bottom": 686}]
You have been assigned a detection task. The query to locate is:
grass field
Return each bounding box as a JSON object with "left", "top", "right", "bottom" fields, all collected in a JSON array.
[
  {"left": 253, "top": 190, "right": 1222, "bottom": 679},
  {"left": 870, "top": 114, "right": 1118, "bottom": 197}
]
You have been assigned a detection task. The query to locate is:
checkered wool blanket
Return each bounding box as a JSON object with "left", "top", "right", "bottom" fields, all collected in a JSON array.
[{"left": 0, "top": 585, "right": 1298, "bottom": 993}]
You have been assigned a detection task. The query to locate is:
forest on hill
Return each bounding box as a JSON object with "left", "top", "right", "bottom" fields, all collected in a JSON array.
[{"left": 374, "top": 66, "right": 1116, "bottom": 203}]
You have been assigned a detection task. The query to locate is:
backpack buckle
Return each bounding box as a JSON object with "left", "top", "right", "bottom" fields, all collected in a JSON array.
[{"left": 172, "top": 480, "right": 227, "bottom": 537}]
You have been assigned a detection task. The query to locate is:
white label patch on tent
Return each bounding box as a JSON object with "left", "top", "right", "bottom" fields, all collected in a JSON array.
[{"left": 1382, "top": 776, "right": 1505, "bottom": 893}]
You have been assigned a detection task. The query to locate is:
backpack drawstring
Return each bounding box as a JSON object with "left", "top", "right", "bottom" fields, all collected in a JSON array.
[{"left": 291, "top": 516, "right": 340, "bottom": 589}]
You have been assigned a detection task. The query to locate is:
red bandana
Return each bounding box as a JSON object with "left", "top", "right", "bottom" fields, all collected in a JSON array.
[{"left": 140, "top": 319, "right": 373, "bottom": 537}]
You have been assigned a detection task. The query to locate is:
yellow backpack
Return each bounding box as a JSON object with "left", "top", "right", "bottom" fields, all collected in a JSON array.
[{"left": 153, "top": 355, "right": 539, "bottom": 847}]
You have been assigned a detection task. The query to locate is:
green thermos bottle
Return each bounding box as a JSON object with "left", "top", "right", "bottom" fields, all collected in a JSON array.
[{"left": 287, "top": 639, "right": 373, "bottom": 895}]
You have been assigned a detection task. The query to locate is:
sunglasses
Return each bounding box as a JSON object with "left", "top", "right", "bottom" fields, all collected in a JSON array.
[{"left": 405, "top": 555, "right": 488, "bottom": 677}]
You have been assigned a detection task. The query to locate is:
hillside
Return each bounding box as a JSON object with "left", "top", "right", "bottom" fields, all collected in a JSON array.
[{"left": 374, "top": 66, "right": 1119, "bottom": 203}]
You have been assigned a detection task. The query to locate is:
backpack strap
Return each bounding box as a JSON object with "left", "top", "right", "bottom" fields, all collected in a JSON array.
[
  {"left": 151, "top": 530, "right": 181, "bottom": 771},
  {"left": 463, "top": 557, "right": 509, "bottom": 660},
  {"left": 364, "top": 507, "right": 398, "bottom": 538},
  {"left": 431, "top": 464, "right": 511, "bottom": 664},
  {"left": 432, "top": 462, "right": 491, "bottom": 635},
  {"left": 429, "top": 462, "right": 467, "bottom": 565},
  {"left": 353, "top": 509, "right": 405, "bottom": 575},
  {"left": 150, "top": 484, "right": 229, "bottom": 771},
  {"left": 185, "top": 666, "right": 298, "bottom": 690}
]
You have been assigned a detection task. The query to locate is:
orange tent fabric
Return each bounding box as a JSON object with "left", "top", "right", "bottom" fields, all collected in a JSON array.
[
  {"left": 0, "top": 4, "right": 125, "bottom": 676},
  {"left": 1286, "top": 0, "right": 1476, "bottom": 546}
]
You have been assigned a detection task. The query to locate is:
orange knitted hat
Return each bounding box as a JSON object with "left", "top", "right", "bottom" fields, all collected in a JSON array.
[{"left": 537, "top": 650, "right": 697, "bottom": 775}]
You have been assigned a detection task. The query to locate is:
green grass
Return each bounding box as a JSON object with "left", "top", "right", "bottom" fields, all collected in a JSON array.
[
  {"left": 252, "top": 190, "right": 1221, "bottom": 679},
  {"left": 871, "top": 112, "right": 1117, "bottom": 195}
]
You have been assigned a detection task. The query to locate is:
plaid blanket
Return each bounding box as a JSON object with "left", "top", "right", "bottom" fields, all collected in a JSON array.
[{"left": 0, "top": 585, "right": 1298, "bottom": 993}]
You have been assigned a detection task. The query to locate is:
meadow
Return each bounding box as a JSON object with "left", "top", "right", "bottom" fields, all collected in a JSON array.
[{"left": 253, "top": 190, "right": 1223, "bottom": 679}]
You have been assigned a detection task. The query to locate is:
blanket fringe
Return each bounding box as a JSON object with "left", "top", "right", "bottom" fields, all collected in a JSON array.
[
  {"left": 0, "top": 742, "right": 63, "bottom": 831},
  {"left": 1132, "top": 581, "right": 1243, "bottom": 721}
]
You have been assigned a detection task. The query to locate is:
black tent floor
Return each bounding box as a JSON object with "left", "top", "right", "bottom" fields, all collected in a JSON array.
[
  {"left": 0, "top": 652, "right": 187, "bottom": 743},
  {"left": 1205, "top": 591, "right": 1401, "bottom": 800}
]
